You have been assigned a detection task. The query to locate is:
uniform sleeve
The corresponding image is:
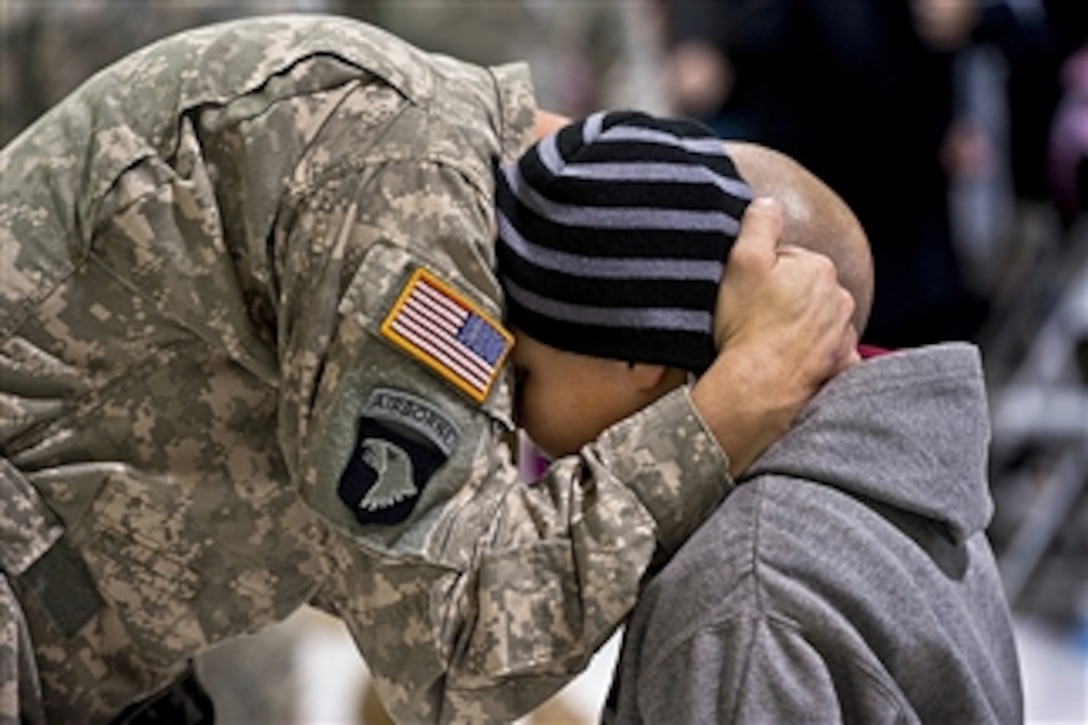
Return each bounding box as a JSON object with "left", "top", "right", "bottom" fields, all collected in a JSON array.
[
  {"left": 273, "top": 121, "right": 733, "bottom": 721},
  {"left": 636, "top": 617, "right": 908, "bottom": 724}
]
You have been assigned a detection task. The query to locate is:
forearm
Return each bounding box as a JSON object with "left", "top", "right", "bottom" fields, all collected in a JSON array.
[{"left": 691, "top": 345, "right": 799, "bottom": 478}]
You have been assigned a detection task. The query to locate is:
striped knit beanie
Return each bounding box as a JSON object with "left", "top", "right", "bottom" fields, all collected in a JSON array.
[{"left": 495, "top": 110, "right": 752, "bottom": 374}]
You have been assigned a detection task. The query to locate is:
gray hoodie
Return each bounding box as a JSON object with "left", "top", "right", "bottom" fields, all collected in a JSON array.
[{"left": 606, "top": 343, "right": 1023, "bottom": 724}]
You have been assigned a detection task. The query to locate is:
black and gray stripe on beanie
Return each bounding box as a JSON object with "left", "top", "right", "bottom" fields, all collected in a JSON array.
[{"left": 495, "top": 110, "right": 752, "bottom": 374}]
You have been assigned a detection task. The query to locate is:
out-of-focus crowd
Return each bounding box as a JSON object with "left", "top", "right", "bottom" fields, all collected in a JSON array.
[{"left": 3, "top": 1, "right": 1085, "bottom": 721}]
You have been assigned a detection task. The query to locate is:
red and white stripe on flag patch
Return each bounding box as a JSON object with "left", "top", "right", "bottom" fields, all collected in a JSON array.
[{"left": 381, "top": 268, "right": 513, "bottom": 403}]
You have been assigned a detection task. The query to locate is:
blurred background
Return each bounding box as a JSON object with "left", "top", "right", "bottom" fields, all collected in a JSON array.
[{"left": 2, "top": 0, "right": 1085, "bottom": 721}]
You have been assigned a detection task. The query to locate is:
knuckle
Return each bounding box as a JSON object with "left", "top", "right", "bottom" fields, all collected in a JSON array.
[
  {"left": 727, "top": 242, "right": 760, "bottom": 267},
  {"left": 813, "top": 253, "right": 837, "bottom": 275}
]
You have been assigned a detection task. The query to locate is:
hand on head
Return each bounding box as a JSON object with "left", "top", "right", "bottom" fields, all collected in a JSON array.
[
  {"left": 510, "top": 114, "right": 866, "bottom": 475},
  {"left": 714, "top": 197, "right": 860, "bottom": 377},
  {"left": 693, "top": 198, "right": 859, "bottom": 476}
]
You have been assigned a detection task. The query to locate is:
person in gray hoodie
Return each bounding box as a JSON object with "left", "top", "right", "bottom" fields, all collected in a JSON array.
[{"left": 600, "top": 140, "right": 1025, "bottom": 723}]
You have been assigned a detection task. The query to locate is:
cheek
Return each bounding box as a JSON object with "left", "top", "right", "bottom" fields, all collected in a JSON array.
[
  {"left": 517, "top": 380, "right": 547, "bottom": 435},
  {"left": 546, "top": 400, "right": 609, "bottom": 458},
  {"left": 520, "top": 386, "right": 575, "bottom": 457}
]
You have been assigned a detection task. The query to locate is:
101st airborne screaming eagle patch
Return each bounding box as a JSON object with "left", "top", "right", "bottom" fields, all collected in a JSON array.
[{"left": 338, "top": 387, "right": 462, "bottom": 526}]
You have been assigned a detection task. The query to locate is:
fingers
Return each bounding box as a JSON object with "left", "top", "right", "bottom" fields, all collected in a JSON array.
[
  {"left": 827, "top": 299, "right": 861, "bottom": 378},
  {"left": 838, "top": 323, "right": 862, "bottom": 371},
  {"left": 714, "top": 196, "right": 857, "bottom": 380},
  {"left": 729, "top": 197, "right": 783, "bottom": 269},
  {"left": 789, "top": 254, "right": 857, "bottom": 376}
]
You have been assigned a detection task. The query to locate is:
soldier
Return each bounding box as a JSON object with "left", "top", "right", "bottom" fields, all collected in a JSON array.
[{"left": 0, "top": 15, "right": 855, "bottom": 724}]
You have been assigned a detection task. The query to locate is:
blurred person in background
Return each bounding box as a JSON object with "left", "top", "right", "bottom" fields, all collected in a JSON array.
[
  {"left": 660, "top": 0, "right": 990, "bottom": 349},
  {"left": 968, "top": 1, "right": 1088, "bottom": 223},
  {"left": 945, "top": 1, "right": 1088, "bottom": 304},
  {"left": 1048, "top": 42, "right": 1088, "bottom": 227},
  {"left": 660, "top": 0, "right": 1088, "bottom": 338}
]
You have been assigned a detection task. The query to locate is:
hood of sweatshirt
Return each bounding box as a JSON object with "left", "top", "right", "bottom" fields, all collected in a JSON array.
[{"left": 742, "top": 343, "right": 993, "bottom": 545}]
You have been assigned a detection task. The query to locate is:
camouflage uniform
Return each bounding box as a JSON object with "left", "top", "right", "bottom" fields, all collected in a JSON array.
[{"left": 0, "top": 15, "right": 731, "bottom": 724}]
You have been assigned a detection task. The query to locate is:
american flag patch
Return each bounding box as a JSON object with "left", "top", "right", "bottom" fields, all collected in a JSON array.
[{"left": 381, "top": 268, "right": 513, "bottom": 403}]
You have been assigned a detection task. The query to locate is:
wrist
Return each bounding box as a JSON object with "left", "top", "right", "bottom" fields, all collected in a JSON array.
[{"left": 691, "top": 346, "right": 802, "bottom": 476}]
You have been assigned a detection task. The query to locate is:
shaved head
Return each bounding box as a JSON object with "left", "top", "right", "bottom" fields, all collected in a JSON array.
[{"left": 725, "top": 141, "right": 874, "bottom": 334}]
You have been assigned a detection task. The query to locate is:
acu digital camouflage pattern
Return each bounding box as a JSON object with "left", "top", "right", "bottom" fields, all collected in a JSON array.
[{"left": 0, "top": 14, "right": 733, "bottom": 724}]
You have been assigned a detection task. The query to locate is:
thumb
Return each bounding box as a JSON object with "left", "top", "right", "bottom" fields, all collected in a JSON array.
[{"left": 729, "top": 197, "right": 783, "bottom": 267}]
